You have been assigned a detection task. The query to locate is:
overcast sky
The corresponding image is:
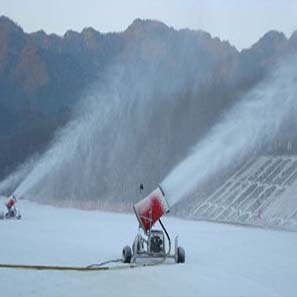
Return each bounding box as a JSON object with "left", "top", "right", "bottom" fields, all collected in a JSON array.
[{"left": 1, "top": 0, "right": 296, "bottom": 50}]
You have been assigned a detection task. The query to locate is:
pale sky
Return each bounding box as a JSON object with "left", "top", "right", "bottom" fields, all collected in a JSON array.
[{"left": 1, "top": 0, "right": 297, "bottom": 50}]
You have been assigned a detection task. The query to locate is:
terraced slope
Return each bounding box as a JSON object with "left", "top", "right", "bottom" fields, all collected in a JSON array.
[{"left": 191, "top": 155, "right": 297, "bottom": 230}]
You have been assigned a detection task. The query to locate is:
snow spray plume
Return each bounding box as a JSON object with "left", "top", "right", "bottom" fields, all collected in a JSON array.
[
  {"left": 161, "top": 55, "right": 297, "bottom": 206},
  {"left": 0, "top": 154, "right": 39, "bottom": 196},
  {"left": 13, "top": 45, "right": 199, "bottom": 203},
  {"left": 13, "top": 76, "right": 123, "bottom": 200}
]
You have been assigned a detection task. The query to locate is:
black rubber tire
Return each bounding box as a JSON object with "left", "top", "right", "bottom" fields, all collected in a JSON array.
[
  {"left": 122, "top": 245, "right": 132, "bottom": 263},
  {"left": 177, "top": 246, "right": 185, "bottom": 263}
]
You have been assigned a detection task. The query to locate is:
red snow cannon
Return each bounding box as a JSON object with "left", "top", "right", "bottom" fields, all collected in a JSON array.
[
  {"left": 133, "top": 186, "right": 170, "bottom": 233},
  {"left": 121, "top": 185, "right": 185, "bottom": 264}
]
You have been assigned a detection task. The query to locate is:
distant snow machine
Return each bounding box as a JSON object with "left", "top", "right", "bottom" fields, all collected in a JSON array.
[
  {"left": 122, "top": 186, "right": 185, "bottom": 264},
  {"left": 0, "top": 195, "right": 21, "bottom": 220}
]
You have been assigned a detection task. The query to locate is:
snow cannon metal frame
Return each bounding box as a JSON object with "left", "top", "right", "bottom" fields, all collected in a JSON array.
[
  {"left": 122, "top": 185, "right": 185, "bottom": 264},
  {"left": 0, "top": 210, "right": 22, "bottom": 220}
]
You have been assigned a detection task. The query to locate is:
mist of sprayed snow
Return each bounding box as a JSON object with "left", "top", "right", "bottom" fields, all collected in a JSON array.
[
  {"left": 14, "top": 80, "right": 122, "bottom": 199},
  {"left": 161, "top": 55, "right": 297, "bottom": 206},
  {"left": 0, "top": 32, "right": 220, "bottom": 203},
  {"left": 12, "top": 57, "right": 190, "bottom": 201},
  {"left": 0, "top": 155, "right": 39, "bottom": 196},
  {"left": 5, "top": 43, "right": 297, "bottom": 209}
]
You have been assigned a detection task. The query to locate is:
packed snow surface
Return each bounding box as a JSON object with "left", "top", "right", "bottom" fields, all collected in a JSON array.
[{"left": 1, "top": 200, "right": 297, "bottom": 297}]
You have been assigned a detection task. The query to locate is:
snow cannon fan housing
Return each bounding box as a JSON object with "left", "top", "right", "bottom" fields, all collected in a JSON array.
[{"left": 133, "top": 186, "right": 170, "bottom": 233}]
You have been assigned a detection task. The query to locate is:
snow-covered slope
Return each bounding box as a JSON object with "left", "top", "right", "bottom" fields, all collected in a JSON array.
[{"left": 1, "top": 199, "right": 297, "bottom": 297}]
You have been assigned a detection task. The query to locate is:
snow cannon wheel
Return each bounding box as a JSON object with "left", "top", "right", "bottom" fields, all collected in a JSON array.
[
  {"left": 122, "top": 246, "right": 132, "bottom": 263},
  {"left": 176, "top": 247, "right": 185, "bottom": 263}
]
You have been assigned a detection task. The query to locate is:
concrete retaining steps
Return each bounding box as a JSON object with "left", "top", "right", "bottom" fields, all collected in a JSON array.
[{"left": 191, "top": 155, "right": 297, "bottom": 230}]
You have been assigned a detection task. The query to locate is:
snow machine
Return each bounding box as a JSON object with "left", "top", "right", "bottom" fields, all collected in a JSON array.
[
  {"left": 0, "top": 195, "right": 21, "bottom": 220},
  {"left": 122, "top": 186, "right": 185, "bottom": 264}
]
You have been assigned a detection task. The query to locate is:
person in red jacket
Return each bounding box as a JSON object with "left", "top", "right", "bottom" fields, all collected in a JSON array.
[{"left": 5, "top": 195, "right": 17, "bottom": 217}]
